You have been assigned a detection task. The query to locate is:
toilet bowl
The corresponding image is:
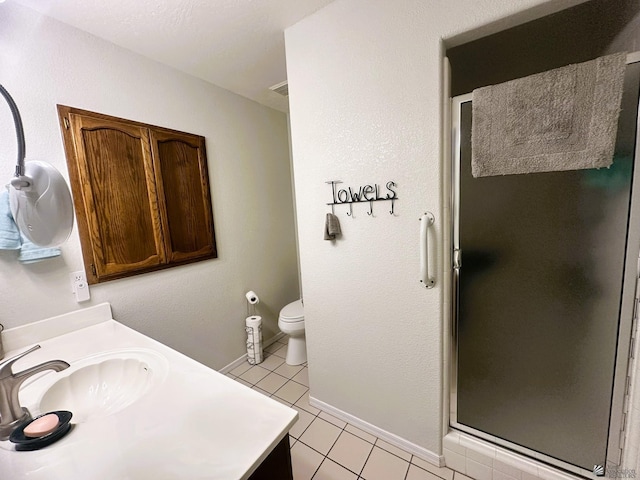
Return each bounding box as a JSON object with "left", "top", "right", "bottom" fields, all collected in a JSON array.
[{"left": 278, "top": 299, "right": 306, "bottom": 366}]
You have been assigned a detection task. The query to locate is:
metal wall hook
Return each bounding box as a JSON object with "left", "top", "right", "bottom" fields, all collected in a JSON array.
[
  {"left": 389, "top": 199, "right": 395, "bottom": 215},
  {"left": 346, "top": 203, "right": 353, "bottom": 216},
  {"left": 367, "top": 200, "right": 373, "bottom": 216}
]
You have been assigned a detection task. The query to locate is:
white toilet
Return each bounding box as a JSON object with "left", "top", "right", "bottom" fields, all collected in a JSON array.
[{"left": 278, "top": 299, "right": 306, "bottom": 365}]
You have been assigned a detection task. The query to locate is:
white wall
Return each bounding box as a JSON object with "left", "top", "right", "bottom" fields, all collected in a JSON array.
[
  {"left": 285, "top": 0, "right": 587, "bottom": 457},
  {"left": 0, "top": 2, "right": 299, "bottom": 370}
]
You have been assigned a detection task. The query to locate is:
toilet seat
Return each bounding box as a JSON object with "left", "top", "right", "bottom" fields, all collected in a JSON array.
[{"left": 279, "top": 300, "right": 304, "bottom": 323}]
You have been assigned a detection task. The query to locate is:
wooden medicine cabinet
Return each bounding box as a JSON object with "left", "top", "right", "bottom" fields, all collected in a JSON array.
[{"left": 57, "top": 105, "right": 217, "bottom": 284}]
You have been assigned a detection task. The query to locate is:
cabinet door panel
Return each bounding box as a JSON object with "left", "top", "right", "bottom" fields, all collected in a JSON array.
[
  {"left": 151, "top": 130, "right": 216, "bottom": 263},
  {"left": 69, "top": 114, "right": 166, "bottom": 279}
]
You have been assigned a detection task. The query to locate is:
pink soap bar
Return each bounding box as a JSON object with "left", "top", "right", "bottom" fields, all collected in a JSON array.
[{"left": 23, "top": 414, "right": 60, "bottom": 438}]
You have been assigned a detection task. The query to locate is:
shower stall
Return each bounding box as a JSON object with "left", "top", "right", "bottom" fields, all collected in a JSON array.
[{"left": 449, "top": 57, "right": 640, "bottom": 476}]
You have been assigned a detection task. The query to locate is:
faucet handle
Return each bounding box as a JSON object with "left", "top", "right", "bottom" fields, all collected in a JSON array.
[{"left": 0, "top": 344, "right": 41, "bottom": 379}]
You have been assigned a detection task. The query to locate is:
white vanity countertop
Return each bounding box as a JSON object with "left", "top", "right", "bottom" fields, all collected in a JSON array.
[{"left": 0, "top": 304, "right": 298, "bottom": 480}]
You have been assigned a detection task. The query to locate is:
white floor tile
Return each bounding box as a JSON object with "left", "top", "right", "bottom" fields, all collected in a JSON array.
[
  {"left": 253, "top": 387, "right": 271, "bottom": 397},
  {"left": 375, "top": 439, "right": 411, "bottom": 461},
  {"left": 360, "top": 446, "right": 410, "bottom": 480},
  {"left": 327, "top": 431, "right": 373, "bottom": 475},
  {"left": 265, "top": 342, "right": 284, "bottom": 354},
  {"left": 299, "top": 418, "right": 342, "bottom": 456},
  {"left": 260, "top": 354, "right": 285, "bottom": 371},
  {"left": 290, "top": 406, "right": 316, "bottom": 439},
  {"left": 234, "top": 378, "right": 253, "bottom": 388},
  {"left": 319, "top": 411, "right": 347, "bottom": 429},
  {"left": 344, "top": 424, "right": 376, "bottom": 444},
  {"left": 313, "top": 459, "right": 358, "bottom": 480},
  {"left": 275, "top": 362, "right": 304, "bottom": 379},
  {"left": 291, "top": 440, "right": 324, "bottom": 480},
  {"left": 454, "top": 473, "right": 474, "bottom": 480},
  {"left": 274, "top": 380, "right": 308, "bottom": 404},
  {"left": 293, "top": 367, "right": 310, "bottom": 386},
  {"left": 411, "top": 457, "right": 455, "bottom": 480},
  {"left": 407, "top": 464, "right": 444, "bottom": 480},
  {"left": 238, "top": 365, "right": 270, "bottom": 384},
  {"left": 254, "top": 372, "right": 288, "bottom": 394},
  {"left": 271, "top": 343, "right": 288, "bottom": 358},
  {"left": 294, "top": 391, "right": 321, "bottom": 415},
  {"left": 240, "top": 361, "right": 461, "bottom": 480},
  {"left": 229, "top": 362, "right": 252, "bottom": 377},
  {"left": 270, "top": 395, "right": 292, "bottom": 407}
]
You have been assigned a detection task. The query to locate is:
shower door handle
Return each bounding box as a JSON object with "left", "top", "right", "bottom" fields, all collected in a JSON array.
[{"left": 419, "top": 212, "right": 435, "bottom": 288}]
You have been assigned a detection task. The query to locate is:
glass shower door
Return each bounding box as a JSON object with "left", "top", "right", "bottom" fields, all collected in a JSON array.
[{"left": 452, "top": 62, "right": 640, "bottom": 472}]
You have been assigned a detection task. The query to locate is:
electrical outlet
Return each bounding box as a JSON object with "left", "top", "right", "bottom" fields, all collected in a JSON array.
[
  {"left": 70, "top": 271, "right": 90, "bottom": 302},
  {"left": 70, "top": 272, "right": 83, "bottom": 291}
]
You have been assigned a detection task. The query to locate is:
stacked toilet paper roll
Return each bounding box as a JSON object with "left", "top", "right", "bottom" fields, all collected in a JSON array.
[{"left": 245, "top": 315, "right": 263, "bottom": 365}]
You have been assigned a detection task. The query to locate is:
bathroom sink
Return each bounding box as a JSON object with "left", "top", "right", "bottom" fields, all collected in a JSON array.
[
  {"left": 1, "top": 308, "right": 298, "bottom": 480},
  {"left": 34, "top": 349, "right": 168, "bottom": 423}
]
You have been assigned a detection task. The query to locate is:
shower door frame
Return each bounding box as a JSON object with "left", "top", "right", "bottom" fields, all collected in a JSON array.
[{"left": 449, "top": 53, "right": 640, "bottom": 477}]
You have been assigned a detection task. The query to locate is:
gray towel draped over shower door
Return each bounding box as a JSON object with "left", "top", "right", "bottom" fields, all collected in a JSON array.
[{"left": 471, "top": 52, "right": 627, "bottom": 177}]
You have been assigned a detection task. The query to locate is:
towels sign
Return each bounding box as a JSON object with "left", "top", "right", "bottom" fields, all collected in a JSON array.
[{"left": 326, "top": 180, "right": 398, "bottom": 216}]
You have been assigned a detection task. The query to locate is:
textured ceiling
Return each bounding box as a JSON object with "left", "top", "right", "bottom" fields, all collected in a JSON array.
[{"left": 11, "top": 0, "right": 336, "bottom": 112}]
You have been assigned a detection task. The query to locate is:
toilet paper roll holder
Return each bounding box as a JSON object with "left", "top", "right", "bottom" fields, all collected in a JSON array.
[{"left": 245, "top": 291, "right": 259, "bottom": 316}]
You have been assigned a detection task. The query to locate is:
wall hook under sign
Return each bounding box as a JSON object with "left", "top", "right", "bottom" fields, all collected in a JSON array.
[{"left": 325, "top": 180, "right": 398, "bottom": 217}]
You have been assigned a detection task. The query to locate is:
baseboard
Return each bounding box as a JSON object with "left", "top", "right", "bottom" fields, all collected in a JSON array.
[
  {"left": 219, "top": 332, "right": 286, "bottom": 374},
  {"left": 309, "top": 396, "right": 445, "bottom": 467}
]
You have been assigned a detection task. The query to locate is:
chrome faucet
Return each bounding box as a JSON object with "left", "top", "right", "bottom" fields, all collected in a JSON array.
[{"left": 0, "top": 344, "right": 69, "bottom": 440}]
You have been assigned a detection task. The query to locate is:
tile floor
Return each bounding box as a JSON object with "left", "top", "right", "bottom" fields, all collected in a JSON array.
[{"left": 226, "top": 337, "right": 466, "bottom": 480}]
